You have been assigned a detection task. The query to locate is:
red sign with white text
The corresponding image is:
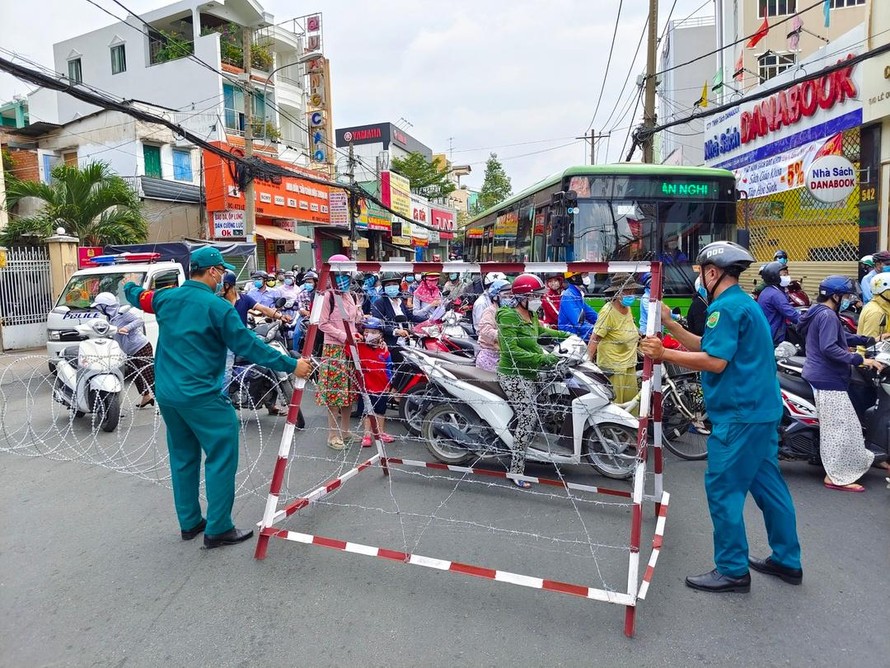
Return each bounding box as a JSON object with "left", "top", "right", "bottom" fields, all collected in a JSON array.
[
  {"left": 430, "top": 206, "right": 455, "bottom": 240},
  {"left": 203, "top": 141, "right": 331, "bottom": 226}
]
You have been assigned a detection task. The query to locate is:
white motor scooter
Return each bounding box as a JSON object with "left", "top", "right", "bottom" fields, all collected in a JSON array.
[
  {"left": 52, "top": 319, "right": 126, "bottom": 432},
  {"left": 405, "top": 335, "right": 640, "bottom": 479}
]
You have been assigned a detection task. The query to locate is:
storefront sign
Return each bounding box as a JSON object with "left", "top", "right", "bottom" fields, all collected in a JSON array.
[
  {"left": 380, "top": 171, "right": 411, "bottom": 218},
  {"left": 466, "top": 226, "right": 483, "bottom": 239},
  {"left": 430, "top": 206, "right": 456, "bottom": 240},
  {"left": 212, "top": 210, "right": 245, "bottom": 238},
  {"left": 734, "top": 133, "right": 842, "bottom": 198},
  {"left": 329, "top": 191, "right": 349, "bottom": 227},
  {"left": 704, "top": 25, "right": 864, "bottom": 170},
  {"left": 806, "top": 154, "right": 857, "bottom": 203},
  {"left": 410, "top": 195, "right": 429, "bottom": 242},
  {"left": 336, "top": 123, "right": 389, "bottom": 147},
  {"left": 203, "top": 142, "right": 330, "bottom": 225}
]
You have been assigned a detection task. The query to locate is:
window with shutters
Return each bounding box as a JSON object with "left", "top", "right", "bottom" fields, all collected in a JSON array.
[
  {"left": 172, "top": 149, "right": 192, "bottom": 181},
  {"left": 143, "top": 144, "right": 162, "bottom": 179},
  {"left": 758, "top": 0, "right": 797, "bottom": 17}
]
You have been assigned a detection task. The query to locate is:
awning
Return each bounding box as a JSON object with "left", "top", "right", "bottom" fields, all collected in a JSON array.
[
  {"left": 339, "top": 235, "right": 370, "bottom": 249},
  {"left": 255, "top": 225, "right": 313, "bottom": 243}
]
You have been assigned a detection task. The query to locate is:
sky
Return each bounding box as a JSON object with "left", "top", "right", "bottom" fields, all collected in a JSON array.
[{"left": 0, "top": 0, "right": 714, "bottom": 192}]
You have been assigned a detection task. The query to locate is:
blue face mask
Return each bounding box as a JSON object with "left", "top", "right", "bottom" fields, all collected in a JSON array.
[
  {"left": 449, "top": 273, "right": 458, "bottom": 280},
  {"left": 253, "top": 279, "right": 263, "bottom": 289},
  {"left": 405, "top": 276, "right": 414, "bottom": 284},
  {"left": 335, "top": 275, "right": 351, "bottom": 291},
  {"left": 384, "top": 285, "right": 400, "bottom": 298},
  {"left": 840, "top": 298, "right": 852, "bottom": 311},
  {"left": 778, "top": 258, "right": 787, "bottom": 265},
  {"left": 621, "top": 295, "right": 636, "bottom": 307},
  {"left": 883, "top": 266, "right": 890, "bottom": 274},
  {"left": 284, "top": 278, "right": 294, "bottom": 286},
  {"left": 303, "top": 283, "right": 314, "bottom": 292}
]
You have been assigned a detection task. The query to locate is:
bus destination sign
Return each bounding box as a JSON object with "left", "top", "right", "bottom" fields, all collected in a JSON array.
[{"left": 660, "top": 181, "right": 716, "bottom": 199}]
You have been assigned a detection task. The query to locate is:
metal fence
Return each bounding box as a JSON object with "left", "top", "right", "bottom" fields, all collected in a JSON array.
[
  {"left": 739, "top": 128, "right": 861, "bottom": 264},
  {"left": 0, "top": 245, "right": 53, "bottom": 326}
]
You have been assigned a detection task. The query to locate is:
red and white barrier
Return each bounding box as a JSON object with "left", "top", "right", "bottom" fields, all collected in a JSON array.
[{"left": 254, "top": 261, "right": 670, "bottom": 638}]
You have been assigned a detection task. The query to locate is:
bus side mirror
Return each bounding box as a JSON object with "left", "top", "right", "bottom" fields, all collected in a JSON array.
[{"left": 736, "top": 229, "right": 750, "bottom": 249}]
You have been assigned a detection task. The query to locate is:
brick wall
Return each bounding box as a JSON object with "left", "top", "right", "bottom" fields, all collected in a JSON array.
[{"left": 5, "top": 147, "right": 39, "bottom": 182}]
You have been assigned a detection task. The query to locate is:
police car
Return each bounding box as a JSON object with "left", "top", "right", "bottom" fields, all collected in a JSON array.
[{"left": 46, "top": 253, "right": 185, "bottom": 372}]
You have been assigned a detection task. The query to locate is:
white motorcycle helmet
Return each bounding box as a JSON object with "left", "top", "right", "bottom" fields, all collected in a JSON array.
[
  {"left": 871, "top": 273, "right": 890, "bottom": 299},
  {"left": 483, "top": 271, "right": 507, "bottom": 286},
  {"left": 90, "top": 292, "right": 119, "bottom": 316}
]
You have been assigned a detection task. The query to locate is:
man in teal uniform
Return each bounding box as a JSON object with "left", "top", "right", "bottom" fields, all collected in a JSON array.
[
  {"left": 124, "top": 247, "right": 297, "bottom": 549},
  {"left": 641, "top": 241, "right": 802, "bottom": 592}
]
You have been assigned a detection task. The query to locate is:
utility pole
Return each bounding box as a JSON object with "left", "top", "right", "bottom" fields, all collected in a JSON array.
[
  {"left": 642, "top": 0, "right": 659, "bottom": 163},
  {"left": 242, "top": 26, "right": 256, "bottom": 262},
  {"left": 575, "top": 129, "right": 610, "bottom": 165},
  {"left": 346, "top": 142, "right": 358, "bottom": 260}
]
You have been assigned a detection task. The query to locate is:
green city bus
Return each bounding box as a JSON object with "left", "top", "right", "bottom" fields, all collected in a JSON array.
[{"left": 463, "top": 164, "right": 740, "bottom": 304}]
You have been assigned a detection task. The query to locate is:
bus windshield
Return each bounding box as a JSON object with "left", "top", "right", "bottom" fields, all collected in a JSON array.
[{"left": 572, "top": 198, "right": 736, "bottom": 296}]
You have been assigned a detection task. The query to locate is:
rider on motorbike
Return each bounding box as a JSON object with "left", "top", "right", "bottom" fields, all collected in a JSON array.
[
  {"left": 861, "top": 251, "right": 890, "bottom": 303},
  {"left": 557, "top": 271, "right": 598, "bottom": 341},
  {"left": 496, "top": 274, "right": 570, "bottom": 488},
  {"left": 857, "top": 274, "right": 890, "bottom": 339},
  {"left": 475, "top": 279, "right": 511, "bottom": 372},
  {"left": 797, "top": 275, "right": 884, "bottom": 492},
  {"left": 757, "top": 261, "right": 800, "bottom": 346}
]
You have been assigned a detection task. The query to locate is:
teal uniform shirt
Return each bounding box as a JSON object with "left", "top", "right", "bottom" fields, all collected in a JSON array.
[
  {"left": 124, "top": 280, "right": 297, "bottom": 406},
  {"left": 700, "top": 284, "right": 783, "bottom": 424}
]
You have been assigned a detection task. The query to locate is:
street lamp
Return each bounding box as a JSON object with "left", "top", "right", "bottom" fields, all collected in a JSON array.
[{"left": 260, "top": 51, "right": 322, "bottom": 142}]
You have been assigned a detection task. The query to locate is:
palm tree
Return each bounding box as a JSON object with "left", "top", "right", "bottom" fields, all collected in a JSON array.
[{"left": 1, "top": 162, "right": 148, "bottom": 245}]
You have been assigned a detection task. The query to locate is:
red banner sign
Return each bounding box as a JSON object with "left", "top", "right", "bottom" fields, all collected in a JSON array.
[
  {"left": 203, "top": 141, "right": 331, "bottom": 225},
  {"left": 430, "top": 206, "right": 455, "bottom": 240}
]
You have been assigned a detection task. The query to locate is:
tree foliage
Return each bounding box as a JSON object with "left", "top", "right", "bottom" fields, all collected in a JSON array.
[
  {"left": 1, "top": 162, "right": 148, "bottom": 246},
  {"left": 474, "top": 153, "right": 512, "bottom": 213},
  {"left": 390, "top": 152, "right": 456, "bottom": 201}
]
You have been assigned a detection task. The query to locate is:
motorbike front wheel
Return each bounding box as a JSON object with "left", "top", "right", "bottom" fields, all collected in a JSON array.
[
  {"left": 583, "top": 422, "right": 638, "bottom": 480},
  {"left": 421, "top": 402, "right": 474, "bottom": 465},
  {"left": 93, "top": 391, "right": 121, "bottom": 432}
]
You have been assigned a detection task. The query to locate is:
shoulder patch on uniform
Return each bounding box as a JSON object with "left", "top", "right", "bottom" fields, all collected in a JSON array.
[{"left": 706, "top": 311, "right": 720, "bottom": 328}]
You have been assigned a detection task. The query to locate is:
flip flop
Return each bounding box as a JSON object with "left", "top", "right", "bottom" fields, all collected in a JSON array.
[
  {"left": 512, "top": 478, "right": 532, "bottom": 489},
  {"left": 823, "top": 481, "right": 865, "bottom": 493}
]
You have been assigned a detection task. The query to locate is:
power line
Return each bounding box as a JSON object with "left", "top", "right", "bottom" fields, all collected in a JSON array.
[{"left": 585, "top": 0, "right": 623, "bottom": 132}]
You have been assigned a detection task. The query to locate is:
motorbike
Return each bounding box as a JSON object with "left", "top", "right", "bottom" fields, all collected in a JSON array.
[
  {"left": 403, "top": 335, "right": 640, "bottom": 479},
  {"left": 52, "top": 319, "right": 126, "bottom": 432},
  {"left": 774, "top": 341, "right": 890, "bottom": 466},
  {"left": 786, "top": 279, "right": 810, "bottom": 307},
  {"left": 229, "top": 318, "right": 304, "bottom": 427}
]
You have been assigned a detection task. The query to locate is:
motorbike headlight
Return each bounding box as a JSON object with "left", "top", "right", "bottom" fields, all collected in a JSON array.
[{"left": 48, "top": 330, "right": 61, "bottom": 341}]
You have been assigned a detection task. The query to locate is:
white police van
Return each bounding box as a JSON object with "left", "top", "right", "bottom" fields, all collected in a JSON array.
[{"left": 46, "top": 253, "right": 185, "bottom": 372}]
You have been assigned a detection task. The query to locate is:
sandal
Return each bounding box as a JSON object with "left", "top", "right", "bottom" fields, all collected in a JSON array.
[
  {"left": 512, "top": 478, "right": 532, "bottom": 489},
  {"left": 327, "top": 437, "right": 345, "bottom": 451},
  {"left": 823, "top": 480, "right": 865, "bottom": 493}
]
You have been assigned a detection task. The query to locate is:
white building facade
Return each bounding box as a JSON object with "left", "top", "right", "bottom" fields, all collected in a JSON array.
[
  {"left": 657, "top": 16, "right": 716, "bottom": 166},
  {"left": 28, "top": 0, "right": 311, "bottom": 164}
]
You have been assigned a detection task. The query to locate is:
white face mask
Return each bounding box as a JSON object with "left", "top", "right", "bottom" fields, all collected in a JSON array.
[
  {"left": 780, "top": 275, "right": 792, "bottom": 288},
  {"left": 581, "top": 276, "right": 591, "bottom": 287},
  {"left": 527, "top": 298, "right": 543, "bottom": 312}
]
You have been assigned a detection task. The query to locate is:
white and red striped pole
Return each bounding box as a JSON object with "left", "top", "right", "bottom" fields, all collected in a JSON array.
[{"left": 255, "top": 264, "right": 332, "bottom": 560}]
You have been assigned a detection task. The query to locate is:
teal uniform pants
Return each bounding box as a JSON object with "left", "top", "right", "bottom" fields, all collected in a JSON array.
[
  {"left": 158, "top": 395, "right": 240, "bottom": 536},
  {"left": 706, "top": 420, "right": 802, "bottom": 578}
]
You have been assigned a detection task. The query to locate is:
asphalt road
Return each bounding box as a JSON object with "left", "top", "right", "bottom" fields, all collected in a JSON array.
[{"left": 1, "top": 351, "right": 888, "bottom": 667}]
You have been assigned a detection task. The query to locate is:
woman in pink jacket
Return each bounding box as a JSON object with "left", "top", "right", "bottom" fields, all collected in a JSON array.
[{"left": 315, "top": 255, "right": 363, "bottom": 450}]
